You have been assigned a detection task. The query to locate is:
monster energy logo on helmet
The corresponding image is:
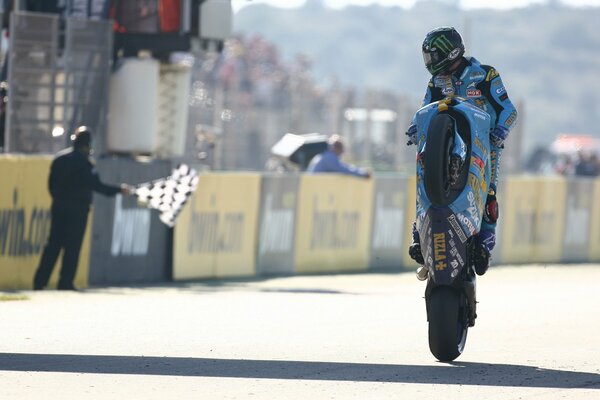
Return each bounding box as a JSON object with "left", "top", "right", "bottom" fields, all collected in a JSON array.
[{"left": 422, "top": 27, "right": 465, "bottom": 75}]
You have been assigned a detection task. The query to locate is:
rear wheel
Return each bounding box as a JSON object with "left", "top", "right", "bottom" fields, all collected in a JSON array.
[
  {"left": 424, "top": 113, "right": 456, "bottom": 207},
  {"left": 428, "top": 286, "right": 468, "bottom": 362}
]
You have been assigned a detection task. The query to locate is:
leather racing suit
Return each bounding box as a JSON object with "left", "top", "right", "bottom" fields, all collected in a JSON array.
[{"left": 408, "top": 56, "right": 518, "bottom": 253}]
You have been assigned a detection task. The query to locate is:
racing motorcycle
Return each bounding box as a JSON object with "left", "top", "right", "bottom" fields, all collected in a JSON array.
[{"left": 413, "top": 96, "right": 492, "bottom": 362}]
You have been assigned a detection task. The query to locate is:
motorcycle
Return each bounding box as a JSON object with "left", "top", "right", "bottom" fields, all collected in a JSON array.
[{"left": 413, "top": 96, "right": 492, "bottom": 362}]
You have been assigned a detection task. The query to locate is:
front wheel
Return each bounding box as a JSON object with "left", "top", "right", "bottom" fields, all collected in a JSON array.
[
  {"left": 427, "top": 286, "right": 468, "bottom": 362},
  {"left": 423, "top": 113, "right": 460, "bottom": 206}
]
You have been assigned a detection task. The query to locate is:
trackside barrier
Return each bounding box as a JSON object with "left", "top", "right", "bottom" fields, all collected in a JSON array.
[
  {"left": 0, "top": 155, "right": 92, "bottom": 290},
  {"left": 256, "top": 174, "right": 300, "bottom": 275},
  {"left": 173, "top": 173, "right": 261, "bottom": 280},
  {"left": 294, "top": 175, "right": 373, "bottom": 273},
  {"left": 3, "top": 161, "right": 600, "bottom": 290},
  {"left": 369, "top": 175, "right": 411, "bottom": 270},
  {"left": 589, "top": 180, "right": 600, "bottom": 262},
  {"left": 400, "top": 176, "right": 420, "bottom": 270},
  {"left": 499, "top": 176, "right": 567, "bottom": 264},
  {"left": 490, "top": 180, "right": 506, "bottom": 265},
  {"left": 89, "top": 157, "right": 173, "bottom": 285},
  {"left": 562, "top": 179, "right": 594, "bottom": 263}
]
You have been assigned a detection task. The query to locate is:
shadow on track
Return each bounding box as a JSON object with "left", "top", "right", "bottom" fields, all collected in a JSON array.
[{"left": 0, "top": 353, "right": 598, "bottom": 389}]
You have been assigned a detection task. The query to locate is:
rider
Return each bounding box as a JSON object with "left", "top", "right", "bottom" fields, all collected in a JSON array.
[{"left": 406, "top": 26, "right": 518, "bottom": 277}]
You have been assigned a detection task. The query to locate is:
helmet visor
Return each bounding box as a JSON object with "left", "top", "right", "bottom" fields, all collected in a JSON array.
[{"left": 422, "top": 49, "right": 442, "bottom": 69}]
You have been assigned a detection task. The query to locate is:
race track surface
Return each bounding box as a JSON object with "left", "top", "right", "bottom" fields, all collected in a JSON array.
[{"left": 1, "top": 265, "right": 599, "bottom": 399}]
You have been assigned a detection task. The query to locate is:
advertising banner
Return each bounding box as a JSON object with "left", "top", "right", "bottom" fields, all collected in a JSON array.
[
  {"left": 534, "top": 177, "right": 567, "bottom": 262},
  {"left": 562, "top": 178, "right": 594, "bottom": 262},
  {"left": 369, "top": 176, "right": 410, "bottom": 270},
  {"left": 173, "top": 173, "right": 261, "bottom": 280},
  {"left": 89, "top": 157, "right": 172, "bottom": 285},
  {"left": 294, "top": 175, "right": 373, "bottom": 274},
  {"left": 256, "top": 175, "right": 299, "bottom": 275},
  {"left": 589, "top": 179, "right": 600, "bottom": 262},
  {"left": 401, "top": 176, "right": 419, "bottom": 269},
  {"left": 492, "top": 179, "right": 507, "bottom": 265},
  {"left": 0, "top": 156, "right": 92, "bottom": 290},
  {"left": 500, "top": 177, "right": 566, "bottom": 264}
]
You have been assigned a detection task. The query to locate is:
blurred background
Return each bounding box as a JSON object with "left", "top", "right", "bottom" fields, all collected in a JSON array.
[
  {"left": 1, "top": 0, "right": 600, "bottom": 290},
  {"left": 0, "top": 0, "right": 598, "bottom": 176}
]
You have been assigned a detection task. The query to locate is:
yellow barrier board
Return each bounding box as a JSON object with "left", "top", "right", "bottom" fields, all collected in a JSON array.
[
  {"left": 401, "top": 176, "right": 419, "bottom": 269},
  {"left": 0, "top": 156, "right": 91, "bottom": 290},
  {"left": 500, "top": 176, "right": 566, "bottom": 264},
  {"left": 173, "top": 173, "right": 261, "bottom": 280},
  {"left": 589, "top": 179, "right": 600, "bottom": 262},
  {"left": 294, "top": 175, "right": 373, "bottom": 273},
  {"left": 534, "top": 178, "right": 566, "bottom": 262}
]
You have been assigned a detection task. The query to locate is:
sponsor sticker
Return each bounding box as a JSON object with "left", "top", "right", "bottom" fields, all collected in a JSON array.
[
  {"left": 451, "top": 259, "right": 459, "bottom": 269},
  {"left": 447, "top": 214, "right": 468, "bottom": 243},
  {"left": 474, "top": 136, "right": 485, "bottom": 153},
  {"left": 496, "top": 86, "right": 506, "bottom": 95},
  {"left": 473, "top": 111, "right": 487, "bottom": 120},
  {"left": 472, "top": 156, "right": 485, "bottom": 178},
  {"left": 433, "top": 232, "right": 447, "bottom": 271},
  {"left": 457, "top": 213, "right": 476, "bottom": 236},
  {"left": 448, "top": 48, "right": 461, "bottom": 60},
  {"left": 474, "top": 98, "right": 486, "bottom": 109},
  {"left": 470, "top": 71, "right": 485, "bottom": 80},
  {"left": 434, "top": 76, "right": 451, "bottom": 87},
  {"left": 467, "top": 89, "right": 481, "bottom": 97},
  {"left": 485, "top": 68, "right": 499, "bottom": 81},
  {"left": 467, "top": 191, "right": 481, "bottom": 226},
  {"left": 468, "top": 173, "right": 486, "bottom": 212},
  {"left": 450, "top": 259, "right": 460, "bottom": 278},
  {"left": 505, "top": 111, "right": 517, "bottom": 127}
]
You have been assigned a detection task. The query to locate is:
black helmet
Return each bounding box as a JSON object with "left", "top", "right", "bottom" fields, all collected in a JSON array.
[
  {"left": 72, "top": 125, "right": 92, "bottom": 149},
  {"left": 422, "top": 27, "right": 465, "bottom": 75}
]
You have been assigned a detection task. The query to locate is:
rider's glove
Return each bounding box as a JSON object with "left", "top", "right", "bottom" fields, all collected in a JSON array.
[
  {"left": 490, "top": 126, "right": 509, "bottom": 148},
  {"left": 406, "top": 123, "right": 418, "bottom": 146}
]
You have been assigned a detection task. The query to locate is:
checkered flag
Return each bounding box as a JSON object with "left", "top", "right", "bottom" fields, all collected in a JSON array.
[{"left": 133, "top": 164, "right": 199, "bottom": 227}]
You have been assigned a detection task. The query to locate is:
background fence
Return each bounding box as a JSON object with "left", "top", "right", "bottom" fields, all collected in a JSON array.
[
  {"left": 1, "top": 155, "right": 599, "bottom": 289},
  {"left": 5, "top": 13, "right": 112, "bottom": 154}
]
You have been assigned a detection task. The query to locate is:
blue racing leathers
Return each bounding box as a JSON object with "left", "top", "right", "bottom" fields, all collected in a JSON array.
[{"left": 408, "top": 56, "right": 518, "bottom": 252}]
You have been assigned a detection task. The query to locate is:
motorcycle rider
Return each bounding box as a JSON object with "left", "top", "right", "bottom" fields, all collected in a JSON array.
[{"left": 407, "top": 26, "right": 518, "bottom": 278}]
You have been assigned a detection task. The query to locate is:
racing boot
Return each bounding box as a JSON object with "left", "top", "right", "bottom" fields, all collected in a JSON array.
[
  {"left": 410, "top": 244, "right": 428, "bottom": 281},
  {"left": 408, "top": 222, "right": 427, "bottom": 280},
  {"left": 473, "top": 229, "right": 495, "bottom": 276}
]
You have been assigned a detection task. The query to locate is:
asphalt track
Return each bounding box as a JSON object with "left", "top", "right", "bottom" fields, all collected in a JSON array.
[{"left": 1, "top": 265, "right": 599, "bottom": 399}]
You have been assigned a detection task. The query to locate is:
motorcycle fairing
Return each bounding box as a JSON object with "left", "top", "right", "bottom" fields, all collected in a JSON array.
[
  {"left": 414, "top": 98, "right": 492, "bottom": 239},
  {"left": 418, "top": 206, "right": 469, "bottom": 285}
]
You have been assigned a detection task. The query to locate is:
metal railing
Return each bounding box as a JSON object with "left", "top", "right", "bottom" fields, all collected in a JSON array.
[{"left": 4, "top": 12, "right": 112, "bottom": 154}]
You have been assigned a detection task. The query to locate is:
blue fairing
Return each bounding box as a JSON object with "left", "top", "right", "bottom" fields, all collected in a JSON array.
[{"left": 415, "top": 98, "right": 491, "bottom": 248}]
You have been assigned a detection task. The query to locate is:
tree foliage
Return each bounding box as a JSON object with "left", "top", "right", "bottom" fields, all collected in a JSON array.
[{"left": 234, "top": 1, "right": 600, "bottom": 148}]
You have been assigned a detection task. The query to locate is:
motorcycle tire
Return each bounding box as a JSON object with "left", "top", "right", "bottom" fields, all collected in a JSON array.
[
  {"left": 424, "top": 113, "right": 456, "bottom": 207},
  {"left": 427, "top": 286, "right": 468, "bottom": 362}
]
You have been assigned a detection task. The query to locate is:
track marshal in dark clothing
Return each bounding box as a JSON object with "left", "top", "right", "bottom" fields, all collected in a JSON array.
[{"left": 33, "top": 126, "right": 130, "bottom": 290}]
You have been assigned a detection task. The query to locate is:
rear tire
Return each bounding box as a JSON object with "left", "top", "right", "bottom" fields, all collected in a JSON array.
[
  {"left": 424, "top": 113, "right": 455, "bottom": 207},
  {"left": 428, "top": 286, "right": 468, "bottom": 362}
]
